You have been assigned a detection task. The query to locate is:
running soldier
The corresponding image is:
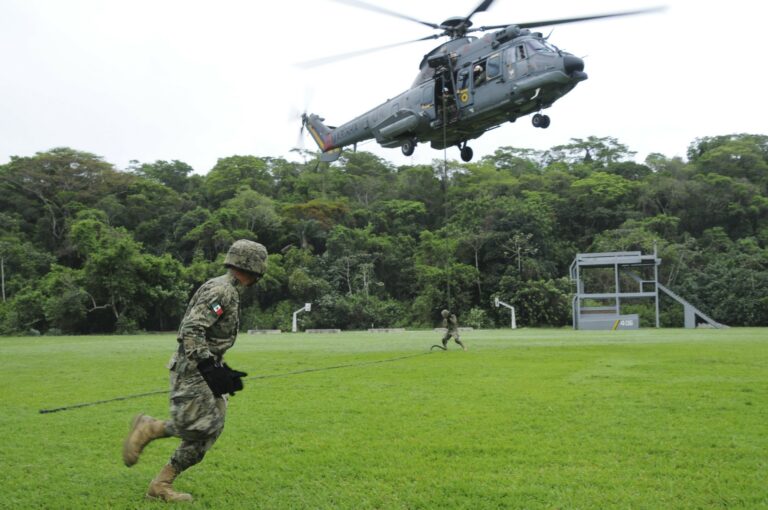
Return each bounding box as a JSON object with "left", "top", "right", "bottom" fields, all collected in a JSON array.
[
  {"left": 122, "top": 239, "right": 268, "bottom": 502},
  {"left": 438, "top": 309, "right": 467, "bottom": 351}
]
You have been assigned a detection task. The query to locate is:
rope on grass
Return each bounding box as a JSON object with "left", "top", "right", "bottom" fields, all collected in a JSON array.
[
  {"left": 38, "top": 389, "right": 169, "bottom": 414},
  {"left": 38, "top": 350, "right": 434, "bottom": 414}
]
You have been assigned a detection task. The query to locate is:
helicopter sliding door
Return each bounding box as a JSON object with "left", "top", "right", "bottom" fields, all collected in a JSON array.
[
  {"left": 456, "top": 68, "right": 473, "bottom": 109},
  {"left": 469, "top": 53, "right": 500, "bottom": 110}
]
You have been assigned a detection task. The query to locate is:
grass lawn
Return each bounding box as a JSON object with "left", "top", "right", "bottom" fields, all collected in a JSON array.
[{"left": 1, "top": 328, "right": 766, "bottom": 509}]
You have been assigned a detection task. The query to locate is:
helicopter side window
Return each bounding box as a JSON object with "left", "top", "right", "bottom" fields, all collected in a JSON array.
[
  {"left": 486, "top": 54, "right": 501, "bottom": 80},
  {"left": 473, "top": 62, "right": 486, "bottom": 86}
]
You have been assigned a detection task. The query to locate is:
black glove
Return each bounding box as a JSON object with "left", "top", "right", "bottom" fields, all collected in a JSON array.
[
  {"left": 223, "top": 363, "right": 248, "bottom": 395},
  {"left": 197, "top": 358, "right": 234, "bottom": 397},
  {"left": 197, "top": 358, "right": 249, "bottom": 397}
]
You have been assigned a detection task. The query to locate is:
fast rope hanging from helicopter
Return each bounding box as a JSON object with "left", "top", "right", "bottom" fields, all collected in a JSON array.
[
  {"left": 439, "top": 73, "right": 450, "bottom": 219},
  {"left": 433, "top": 74, "right": 450, "bottom": 354},
  {"left": 442, "top": 76, "right": 449, "bottom": 175}
]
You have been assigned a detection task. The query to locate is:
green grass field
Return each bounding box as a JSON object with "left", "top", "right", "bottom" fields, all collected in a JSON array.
[{"left": 1, "top": 328, "right": 766, "bottom": 509}]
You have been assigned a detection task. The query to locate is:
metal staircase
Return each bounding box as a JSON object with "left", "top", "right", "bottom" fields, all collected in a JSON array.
[{"left": 656, "top": 283, "right": 727, "bottom": 329}]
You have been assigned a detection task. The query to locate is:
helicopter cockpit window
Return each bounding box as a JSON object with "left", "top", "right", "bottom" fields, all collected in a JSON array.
[{"left": 526, "top": 39, "right": 557, "bottom": 54}]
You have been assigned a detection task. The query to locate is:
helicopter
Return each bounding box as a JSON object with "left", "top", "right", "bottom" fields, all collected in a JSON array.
[{"left": 301, "top": 0, "right": 663, "bottom": 162}]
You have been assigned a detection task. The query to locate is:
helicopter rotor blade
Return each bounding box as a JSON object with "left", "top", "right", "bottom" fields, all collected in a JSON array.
[
  {"left": 474, "top": 6, "right": 666, "bottom": 32},
  {"left": 465, "top": 0, "right": 495, "bottom": 21},
  {"left": 288, "top": 88, "right": 314, "bottom": 126},
  {"left": 517, "top": 6, "right": 667, "bottom": 29},
  {"left": 296, "top": 34, "right": 440, "bottom": 68},
  {"left": 289, "top": 87, "right": 316, "bottom": 150},
  {"left": 330, "top": 0, "right": 439, "bottom": 30},
  {"left": 294, "top": 120, "right": 305, "bottom": 151}
]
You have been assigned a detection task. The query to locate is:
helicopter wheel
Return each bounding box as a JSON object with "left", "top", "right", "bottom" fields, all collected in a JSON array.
[
  {"left": 532, "top": 113, "right": 551, "bottom": 129},
  {"left": 401, "top": 139, "right": 416, "bottom": 156},
  {"left": 460, "top": 145, "right": 473, "bottom": 162}
]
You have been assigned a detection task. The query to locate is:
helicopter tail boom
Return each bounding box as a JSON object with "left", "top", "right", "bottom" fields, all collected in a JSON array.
[
  {"left": 301, "top": 113, "right": 343, "bottom": 162},
  {"left": 302, "top": 113, "right": 336, "bottom": 151}
]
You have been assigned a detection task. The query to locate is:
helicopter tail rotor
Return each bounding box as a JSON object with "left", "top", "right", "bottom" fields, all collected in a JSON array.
[
  {"left": 289, "top": 87, "right": 316, "bottom": 150},
  {"left": 296, "top": 119, "right": 307, "bottom": 150},
  {"left": 298, "top": 113, "right": 343, "bottom": 163}
]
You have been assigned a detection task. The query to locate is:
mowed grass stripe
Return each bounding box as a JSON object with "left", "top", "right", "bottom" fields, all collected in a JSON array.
[{"left": 1, "top": 328, "right": 765, "bottom": 509}]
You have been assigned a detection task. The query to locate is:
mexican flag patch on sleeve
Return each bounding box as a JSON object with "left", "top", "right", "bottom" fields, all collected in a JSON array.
[{"left": 210, "top": 302, "right": 224, "bottom": 317}]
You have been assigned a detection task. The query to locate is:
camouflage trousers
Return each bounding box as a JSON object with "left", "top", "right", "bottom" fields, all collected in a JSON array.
[
  {"left": 442, "top": 330, "right": 461, "bottom": 344},
  {"left": 165, "top": 356, "right": 227, "bottom": 473}
]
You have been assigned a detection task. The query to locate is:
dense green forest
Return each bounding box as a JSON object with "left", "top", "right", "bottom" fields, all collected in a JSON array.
[{"left": 1, "top": 134, "right": 767, "bottom": 335}]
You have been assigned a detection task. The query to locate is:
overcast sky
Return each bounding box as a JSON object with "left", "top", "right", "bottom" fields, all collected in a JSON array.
[{"left": 1, "top": 0, "right": 765, "bottom": 173}]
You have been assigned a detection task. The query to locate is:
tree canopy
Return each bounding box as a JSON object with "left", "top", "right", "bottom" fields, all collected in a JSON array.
[{"left": 1, "top": 134, "right": 767, "bottom": 335}]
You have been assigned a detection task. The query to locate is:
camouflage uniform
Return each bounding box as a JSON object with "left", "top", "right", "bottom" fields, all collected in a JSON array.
[
  {"left": 165, "top": 272, "right": 243, "bottom": 472},
  {"left": 122, "top": 240, "right": 267, "bottom": 502},
  {"left": 441, "top": 309, "right": 467, "bottom": 350}
]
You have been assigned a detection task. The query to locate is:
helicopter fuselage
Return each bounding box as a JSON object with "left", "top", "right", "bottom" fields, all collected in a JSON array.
[{"left": 303, "top": 26, "right": 586, "bottom": 162}]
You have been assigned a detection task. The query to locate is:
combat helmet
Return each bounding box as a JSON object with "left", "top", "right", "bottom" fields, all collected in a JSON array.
[
  {"left": 225, "top": 239, "right": 268, "bottom": 275},
  {"left": 441, "top": 309, "right": 450, "bottom": 318}
]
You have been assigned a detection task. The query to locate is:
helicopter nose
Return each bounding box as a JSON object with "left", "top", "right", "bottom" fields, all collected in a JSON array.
[{"left": 563, "top": 55, "right": 584, "bottom": 75}]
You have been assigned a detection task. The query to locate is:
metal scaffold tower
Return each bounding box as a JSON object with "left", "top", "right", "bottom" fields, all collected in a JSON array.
[{"left": 569, "top": 247, "right": 726, "bottom": 330}]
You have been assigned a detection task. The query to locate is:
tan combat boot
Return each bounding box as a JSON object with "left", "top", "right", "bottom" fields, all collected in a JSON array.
[
  {"left": 146, "top": 464, "right": 193, "bottom": 502},
  {"left": 122, "top": 413, "right": 168, "bottom": 467}
]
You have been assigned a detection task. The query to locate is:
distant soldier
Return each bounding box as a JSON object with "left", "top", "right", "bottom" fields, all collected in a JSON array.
[
  {"left": 122, "top": 239, "right": 268, "bottom": 502},
  {"left": 437, "top": 309, "right": 467, "bottom": 351}
]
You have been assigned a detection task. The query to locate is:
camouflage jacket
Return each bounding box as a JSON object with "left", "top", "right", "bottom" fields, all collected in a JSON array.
[
  {"left": 175, "top": 273, "right": 243, "bottom": 363},
  {"left": 444, "top": 314, "right": 459, "bottom": 333}
]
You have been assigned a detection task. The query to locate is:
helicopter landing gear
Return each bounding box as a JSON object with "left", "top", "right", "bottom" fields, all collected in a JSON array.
[
  {"left": 532, "top": 113, "right": 551, "bottom": 129},
  {"left": 459, "top": 143, "right": 473, "bottom": 162},
  {"left": 401, "top": 139, "right": 416, "bottom": 156}
]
